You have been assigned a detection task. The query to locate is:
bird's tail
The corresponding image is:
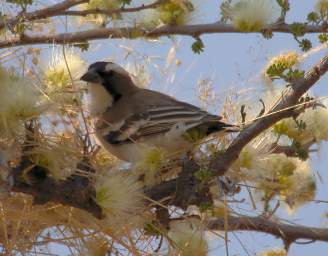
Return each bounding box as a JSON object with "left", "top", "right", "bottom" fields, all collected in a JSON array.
[{"left": 204, "top": 120, "right": 241, "bottom": 135}]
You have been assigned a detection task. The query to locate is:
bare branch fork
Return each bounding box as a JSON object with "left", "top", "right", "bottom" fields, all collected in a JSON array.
[{"left": 209, "top": 54, "right": 328, "bottom": 176}]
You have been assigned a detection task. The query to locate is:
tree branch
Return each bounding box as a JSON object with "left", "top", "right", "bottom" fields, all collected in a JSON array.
[
  {"left": 206, "top": 215, "right": 328, "bottom": 244},
  {"left": 0, "top": 0, "right": 87, "bottom": 31},
  {"left": 0, "top": 23, "right": 327, "bottom": 49},
  {"left": 11, "top": 155, "right": 103, "bottom": 219},
  {"left": 61, "top": 0, "right": 166, "bottom": 17},
  {"left": 209, "top": 54, "right": 328, "bottom": 176}
]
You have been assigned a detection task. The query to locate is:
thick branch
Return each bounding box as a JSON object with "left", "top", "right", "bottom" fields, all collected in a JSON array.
[
  {"left": 207, "top": 215, "right": 328, "bottom": 243},
  {"left": 209, "top": 54, "right": 328, "bottom": 176},
  {"left": 11, "top": 154, "right": 103, "bottom": 219},
  {"left": 0, "top": 23, "right": 327, "bottom": 49}
]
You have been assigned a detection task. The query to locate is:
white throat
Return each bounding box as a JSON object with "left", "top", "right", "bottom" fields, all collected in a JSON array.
[{"left": 88, "top": 83, "right": 113, "bottom": 115}]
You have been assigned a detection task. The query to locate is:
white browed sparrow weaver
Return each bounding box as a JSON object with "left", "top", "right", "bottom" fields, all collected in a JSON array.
[{"left": 81, "top": 62, "right": 239, "bottom": 162}]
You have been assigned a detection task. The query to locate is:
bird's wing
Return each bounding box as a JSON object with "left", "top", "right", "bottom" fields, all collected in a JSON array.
[{"left": 102, "top": 105, "right": 221, "bottom": 144}]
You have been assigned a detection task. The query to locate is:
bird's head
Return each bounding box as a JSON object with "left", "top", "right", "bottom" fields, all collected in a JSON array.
[{"left": 81, "top": 61, "right": 137, "bottom": 103}]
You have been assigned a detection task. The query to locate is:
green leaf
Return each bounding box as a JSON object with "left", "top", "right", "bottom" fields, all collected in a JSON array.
[
  {"left": 6, "top": 0, "right": 32, "bottom": 8},
  {"left": 273, "top": 122, "right": 289, "bottom": 135},
  {"left": 318, "top": 33, "right": 328, "bottom": 43},
  {"left": 73, "top": 41, "right": 89, "bottom": 52},
  {"left": 183, "top": 128, "right": 206, "bottom": 142},
  {"left": 144, "top": 221, "right": 161, "bottom": 236},
  {"left": 276, "top": 0, "right": 289, "bottom": 11},
  {"left": 292, "top": 140, "right": 309, "bottom": 161},
  {"left": 262, "top": 29, "right": 273, "bottom": 39},
  {"left": 191, "top": 37, "right": 204, "bottom": 54},
  {"left": 299, "top": 39, "right": 312, "bottom": 52},
  {"left": 220, "top": 1, "right": 232, "bottom": 23},
  {"left": 307, "top": 12, "right": 320, "bottom": 23},
  {"left": 285, "top": 69, "right": 305, "bottom": 82},
  {"left": 289, "top": 22, "right": 306, "bottom": 37},
  {"left": 266, "top": 62, "right": 287, "bottom": 79},
  {"left": 199, "top": 202, "right": 212, "bottom": 212},
  {"left": 194, "top": 167, "right": 212, "bottom": 182},
  {"left": 294, "top": 119, "right": 307, "bottom": 131},
  {"left": 13, "top": 23, "right": 25, "bottom": 34}
]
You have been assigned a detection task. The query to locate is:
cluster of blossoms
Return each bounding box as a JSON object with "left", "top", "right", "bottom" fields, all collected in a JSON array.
[
  {"left": 43, "top": 49, "right": 86, "bottom": 106},
  {"left": 232, "top": 140, "right": 316, "bottom": 210},
  {"left": 274, "top": 105, "right": 328, "bottom": 144}
]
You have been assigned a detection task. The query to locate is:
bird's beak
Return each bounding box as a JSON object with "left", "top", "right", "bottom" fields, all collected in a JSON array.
[{"left": 80, "top": 70, "right": 99, "bottom": 83}]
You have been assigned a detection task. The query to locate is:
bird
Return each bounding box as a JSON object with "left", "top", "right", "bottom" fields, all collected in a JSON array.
[{"left": 80, "top": 61, "right": 239, "bottom": 163}]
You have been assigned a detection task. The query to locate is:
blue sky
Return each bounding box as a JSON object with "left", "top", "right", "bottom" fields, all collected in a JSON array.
[{"left": 46, "top": 0, "right": 328, "bottom": 255}]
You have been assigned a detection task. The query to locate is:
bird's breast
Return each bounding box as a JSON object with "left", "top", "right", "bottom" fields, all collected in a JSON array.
[
  {"left": 88, "top": 83, "right": 114, "bottom": 115},
  {"left": 94, "top": 128, "right": 192, "bottom": 163}
]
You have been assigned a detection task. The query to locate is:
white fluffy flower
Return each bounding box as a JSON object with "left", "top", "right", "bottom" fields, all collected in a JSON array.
[
  {"left": 45, "top": 49, "right": 86, "bottom": 89},
  {"left": 168, "top": 218, "right": 208, "bottom": 256},
  {"left": 227, "top": 0, "right": 280, "bottom": 32},
  {"left": 95, "top": 171, "right": 143, "bottom": 228},
  {"left": 28, "top": 134, "right": 82, "bottom": 180},
  {"left": 43, "top": 49, "right": 86, "bottom": 105},
  {"left": 0, "top": 68, "right": 44, "bottom": 135},
  {"left": 283, "top": 160, "right": 316, "bottom": 211},
  {"left": 134, "top": 146, "right": 168, "bottom": 186},
  {"left": 239, "top": 150, "right": 315, "bottom": 210},
  {"left": 275, "top": 104, "right": 328, "bottom": 143}
]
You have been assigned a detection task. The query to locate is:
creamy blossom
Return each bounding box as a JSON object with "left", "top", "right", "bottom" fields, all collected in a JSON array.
[
  {"left": 168, "top": 218, "right": 208, "bottom": 256},
  {"left": 225, "top": 0, "right": 280, "bottom": 32},
  {"left": 95, "top": 171, "right": 143, "bottom": 228}
]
